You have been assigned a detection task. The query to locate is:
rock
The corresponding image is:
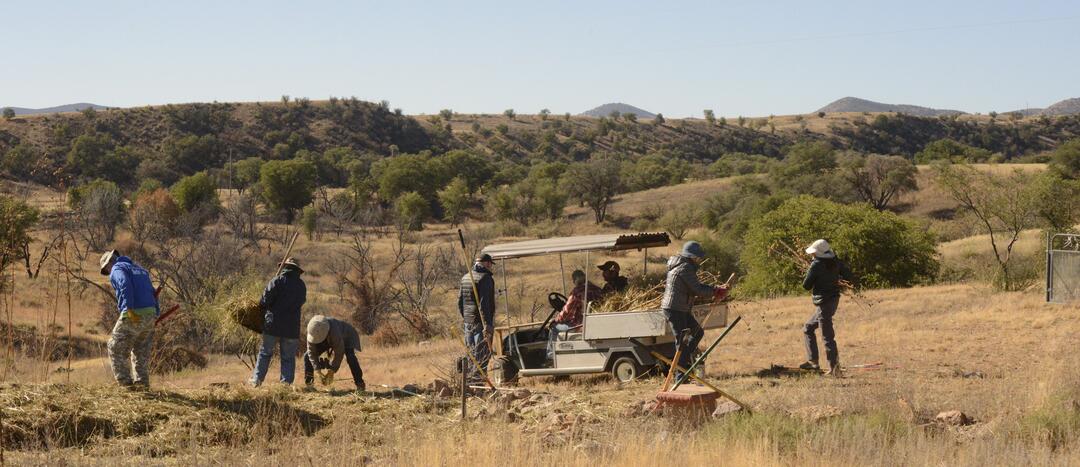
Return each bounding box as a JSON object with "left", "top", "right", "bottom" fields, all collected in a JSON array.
[
  {"left": 935, "top": 410, "right": 973, "bottom": 426},
  {"left": 790, "top": 405, "right": 843, "bottom": 423},
  {"left": 418, "top": 341, "right": 431, "bottom": 347},
  {"left": 712, "top": 401, "right": 743, "bottom": 418},
  {"left": 512, "top": 388, "right": 532, "bottom": 400},
  {"left": 430, "top": 379, "right": 452, "bottom": 398}
]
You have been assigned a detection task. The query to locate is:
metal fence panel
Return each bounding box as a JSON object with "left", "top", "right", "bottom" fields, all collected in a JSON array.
[{"left": 1048, "top": 234, "right": 1080, "bottom": 304}]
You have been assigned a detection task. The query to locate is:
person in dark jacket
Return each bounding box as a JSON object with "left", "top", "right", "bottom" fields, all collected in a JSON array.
[
  {"left": 662, "top": 241, "right": 727, "bottom": 370},
  {"left": 458, "top": 253, "right": 496, "bottom": 382},
  {"left": 800, "top": 239, "right": 854, "bottom": 376},
  {"left": 100, "top": 250, "right": 160, "bottom": 389},
  {"left": 303, "top": 315, "right": 365, "bottom": 391},
  {"left": 250, "top": 257, "right": 306, "bottom": 387},
  {"left": 598, "top": 261, "right": 628, "bottom": 294}
]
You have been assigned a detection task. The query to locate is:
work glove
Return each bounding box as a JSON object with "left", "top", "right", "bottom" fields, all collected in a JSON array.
[
  {"left": 713, "top": 285, "right": 729, "bottom": 302},
  {"left": 319, "top": 370, "right": 336, "bottom": 386}
]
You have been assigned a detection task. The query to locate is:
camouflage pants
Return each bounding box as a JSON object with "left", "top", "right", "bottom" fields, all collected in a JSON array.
[{"left": 107, "top": 316, "right": 155, "bottom": 386}]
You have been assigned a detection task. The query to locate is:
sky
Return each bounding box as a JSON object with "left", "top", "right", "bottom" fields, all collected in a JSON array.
[{"left": 2, "top": 0, "right": 1079, "bottom": 117}]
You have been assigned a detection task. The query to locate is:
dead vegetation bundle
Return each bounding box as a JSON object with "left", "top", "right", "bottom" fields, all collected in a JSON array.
[
  {"left": 224, "top": 295, "right": 263, "bottom": 334},
  {"left": 0, "top": 383, "right": 329, "bottom": 454},
  {"left": 151, "top": 346, "right": 209, "bottom": 374},
  {"left": 591, "top": 270, "right": 732, "bottom": 314}
]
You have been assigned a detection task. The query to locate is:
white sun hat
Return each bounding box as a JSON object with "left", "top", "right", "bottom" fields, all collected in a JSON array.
[
  {"left": 307, "top": 315, "right": 330, "bottom": 344},
  {"left": 805, "top": 239, "right": 836, "bottom": 259}
]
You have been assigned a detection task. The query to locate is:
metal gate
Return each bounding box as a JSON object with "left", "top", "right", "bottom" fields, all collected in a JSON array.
[{"left": 1047, "top": 233, "right": 1080, "bottom": 303}]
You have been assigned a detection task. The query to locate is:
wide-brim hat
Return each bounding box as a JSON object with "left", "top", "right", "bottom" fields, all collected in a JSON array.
[
  {"left": 99, "top": 250, "right": 118, "bottom": 276},
  {"left": 475, "top": 253, "right": 494, "bottom": 263},
  {"left": 281, "top": 257, "right": 304, "bottom": 273},
  {"left": 805, "top": 239, "right": 836, "bottom": 259}
]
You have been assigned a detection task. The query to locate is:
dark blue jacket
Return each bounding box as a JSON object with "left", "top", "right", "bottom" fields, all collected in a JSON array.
[
  {"left": 261, "top": 268, "right": 306, "bottom": 338},
  {"left": 109, "top": 257, "right": 159, "bottom": 315},
  {"left": 802, "top": 257, "right": 854, "bottom": 304},
  {"left": 458, "top": 264, "right": 495, "bottom": 328}
]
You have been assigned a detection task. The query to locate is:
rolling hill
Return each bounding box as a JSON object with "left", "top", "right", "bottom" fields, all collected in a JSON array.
[
  {"left": 1, "top": 103, "right": 110, "bottom": 115},
  {"left": 579, "top": 103, "right": 657, "bottom": 119},
  {"left": 816, "top": 97, "right": 964, "bottom": 117}
]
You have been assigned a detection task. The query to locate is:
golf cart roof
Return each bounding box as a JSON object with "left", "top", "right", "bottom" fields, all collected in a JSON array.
[{"left": 481, "top": 232, "right": 671, "bottom": 260}]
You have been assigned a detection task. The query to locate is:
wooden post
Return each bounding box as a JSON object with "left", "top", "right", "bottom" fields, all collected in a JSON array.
[{"left": 460, "top": 363, "right": 467, "bottom": 420}]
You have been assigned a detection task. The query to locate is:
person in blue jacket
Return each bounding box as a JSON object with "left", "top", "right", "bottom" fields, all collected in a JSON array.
[
  {"left": 250, "top": 257, "right": 307, "bottom": 387},
  {"left": 100, "top": 250, "right": 160, "bottom": 389}
]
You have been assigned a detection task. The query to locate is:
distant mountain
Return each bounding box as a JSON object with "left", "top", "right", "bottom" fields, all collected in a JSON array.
[
  {"left": 579, "top": 103, "right": 657, "bottom": 119},
  {"left": 2, "top": 103, "right": 110, "bottom": 116},
  {"left": 1039, "top": 98, "right": 1080, "bottom": 116},
  {"left": 816, "top": 97, "right": 964, "bottom": 117}
]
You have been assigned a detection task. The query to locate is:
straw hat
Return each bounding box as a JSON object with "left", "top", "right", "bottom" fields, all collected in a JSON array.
[{"left": 99, "top": 250, "right": 119, "bottom": 276}]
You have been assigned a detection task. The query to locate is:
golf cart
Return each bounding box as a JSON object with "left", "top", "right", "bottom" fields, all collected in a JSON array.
[{"left": 483, "top": 232, "right": 728, "bottom": 384}]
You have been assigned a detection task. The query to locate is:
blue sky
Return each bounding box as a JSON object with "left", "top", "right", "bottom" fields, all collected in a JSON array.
[{"left": 2, "top": 0, "right": 1078, "bottom": 117}]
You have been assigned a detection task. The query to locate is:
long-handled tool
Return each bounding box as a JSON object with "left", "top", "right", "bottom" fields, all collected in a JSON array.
[
  {"left": 661, "top": 331, "right": 685, "bottom": 392},
  {"left": 630, "top": 338, "right": 751, "bottom": 412},
  {"left": 454, "top": 229, "right": 496, "bottom": 389},
  {"left": 672, "top": 315, "right": 742, "bottom": 390},
  {"left": 274, "top": 231, "right": 302, "bottom": 277}
]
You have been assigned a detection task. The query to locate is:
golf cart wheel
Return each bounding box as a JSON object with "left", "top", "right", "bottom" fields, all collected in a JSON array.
[
  {"left": 611, "top": 356, "right": 642, "bottom": 383},
  {"left": 490, "top": 356, "right": 518, "bottom": 385}
]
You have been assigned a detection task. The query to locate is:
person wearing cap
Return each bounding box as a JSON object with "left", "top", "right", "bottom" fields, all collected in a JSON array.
[
  {"left": 303, "top": 315, "right": 365, "bottom": 391},
  {"left": 661, "top": 241, "right": 727, "bottom": 370},
  {"left": 553, "top": 269, "right": 603, "bottom": 328},
  {"left": 598, "top": 261, "right": 628, "bottom": 294},
  {"left": 100, "top": 250, "right": 160, "bottom": 389},
  {"left": 458, "top": 253, "right": 496, "bottom": 382},
  {"left": 800, "top": 239, "right": 854, "bottom": 376},
  {"left": 250, "top": 257, "right": 307, "bottom": 387}
]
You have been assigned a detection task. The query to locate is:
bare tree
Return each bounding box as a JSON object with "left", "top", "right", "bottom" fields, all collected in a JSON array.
[
  {"left": 933, "top": 163, "right": 1071, "bottom": 290},
  {"left": 219, "top": 192, "right": 263, "bottom": 245},
  {"left": 71, "top": 186, "right": 125, "bottom": 250}
]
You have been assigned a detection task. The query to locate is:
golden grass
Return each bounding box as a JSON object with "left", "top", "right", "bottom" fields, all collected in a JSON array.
[{"left": 6, "top": 284, "right": 1080, "bottom": 465}]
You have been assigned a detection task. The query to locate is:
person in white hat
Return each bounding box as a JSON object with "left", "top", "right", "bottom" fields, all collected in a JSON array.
[
  {"left": 303, "top": 315, "right": 365, "bottom": 391},
  {"left": 799, "top": 239, "right": 854, "bottom": 376}
]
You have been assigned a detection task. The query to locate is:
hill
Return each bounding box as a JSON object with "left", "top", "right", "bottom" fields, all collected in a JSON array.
[
  {"left": 1040, "top": 97, "right": 1080, "bottom": 116},
  {"left": 2, "top": 102, "right": 110, "bottom": 115},
  {"left": 817, "top": 97, "right": 964, "bottom": 117},
  {"left": 579, "top": 103, "right": 657, "bottom": 119},
  {"left": 2, "top": 98, "right": 1079, "bottom": 189}
]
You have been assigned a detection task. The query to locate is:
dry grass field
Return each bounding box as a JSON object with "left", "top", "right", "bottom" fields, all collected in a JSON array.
[{"left": 3, "top": 164, "right": 1079, "bottom": 466}]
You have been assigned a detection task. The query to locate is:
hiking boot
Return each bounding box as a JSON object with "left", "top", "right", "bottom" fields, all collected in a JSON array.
[
  {"left": 356, "top": 380, "right": 367, "bottom": 392},
  {"left": 798, "top": 361, "right": 820, "bottom": 371}
]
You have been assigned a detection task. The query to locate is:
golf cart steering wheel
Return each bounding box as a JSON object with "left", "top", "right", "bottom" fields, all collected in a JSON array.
[{"left": 533, "top": 292, "right": 568, "bottom": 339}]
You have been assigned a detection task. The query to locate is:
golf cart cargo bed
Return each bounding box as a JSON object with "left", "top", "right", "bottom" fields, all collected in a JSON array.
[{"left": 582, "top": 303, "right": 727, "bottom": 340}]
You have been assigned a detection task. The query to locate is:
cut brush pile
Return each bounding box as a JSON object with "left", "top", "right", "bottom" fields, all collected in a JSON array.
[{"left": 224, "top": 295, "right": 263, "bottom": 334}]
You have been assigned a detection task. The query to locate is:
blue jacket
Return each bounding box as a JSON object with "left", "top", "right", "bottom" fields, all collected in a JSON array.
[
  {"left": 109, "top": 257, "right": 159, "bottom": 315},
  {"left": 260, "top": 268, "right": 306, "bottom": 338}
]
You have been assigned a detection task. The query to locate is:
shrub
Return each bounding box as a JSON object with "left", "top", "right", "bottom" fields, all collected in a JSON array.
[
  {"left": 394, "top": 191, "right": 429, "bottom": 231},
  {"left": 740, "top": 195, "right": 939, "bottom": 296},
  {"left": 171, "top": 171, "right": 220, "bottom": 214},
  {"left": 658, "top": 206, "right": 698, "bottom": 240},
  {"left": 301, "top": 205, "right": 318, "bottom": 240},
  {"left": 260, "top": 159, "right": 317, "bottom": 223}
]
